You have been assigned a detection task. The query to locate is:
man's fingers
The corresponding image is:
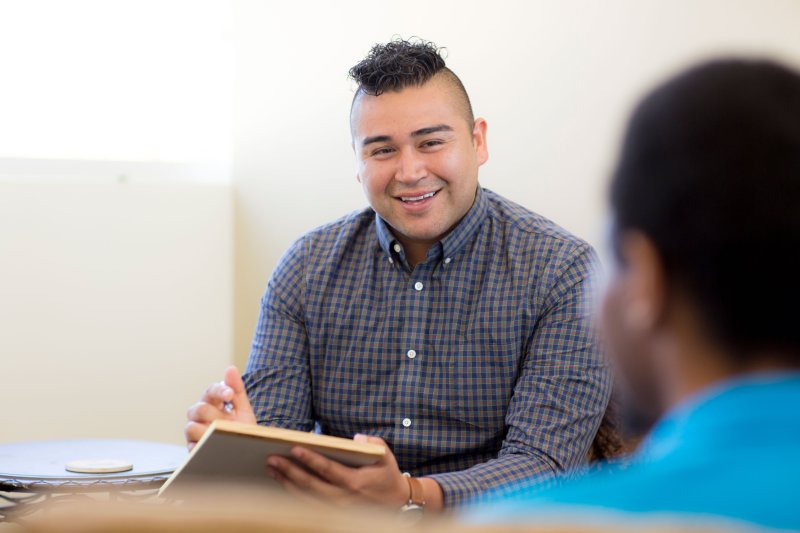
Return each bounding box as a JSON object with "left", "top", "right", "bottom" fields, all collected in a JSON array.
[
  {"left": 267, "top": 466, "right": 319, "bottom": 503},
  {"left": 224, "top": 366, "right": 246, "bottom": 394},
  {"left": 267, "top": 456, "right": 342, "bottom": 498},
  {"left": 202, "top": 380, "right": 234, "bottom": 406},
  {"left": 267, "top": 456, "right": 318, "bottom": 491},
  {"left": 354, "top": 434, "right": 388, "bottom": 447},
  {"left": 223, "top": 366, "right": 255, "bottom": 414},
  {"left": 186, "top": 401, "right": 223, "bottom": 424},
  {"left": 186, "top": 368, "right": 255, "bottom": 450},
  {"left": 289, "top": 447, "right": 353, "bottom": 487},
  {"left": 353, "top": 434, "right": 395, "bottom": 467},
  {"left": 184, "top": 421, "right": 209, "bottom": 448},
  {"left": 195, "top": 373, "right": 257, "bottom": 425},
  {"left": 219, "top": 367, "right": 257, "bottom": 424}
]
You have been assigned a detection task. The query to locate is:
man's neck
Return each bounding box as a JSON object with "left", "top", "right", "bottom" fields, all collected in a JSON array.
[
  {"left": 390, "top": 186, "right": 481, "bottom": 268},
  {"left": 657, "top": 331, "right": 800, "bottom": 413},
  {"left": 397, "top": 237, "right": 436, "bottom": 268}
]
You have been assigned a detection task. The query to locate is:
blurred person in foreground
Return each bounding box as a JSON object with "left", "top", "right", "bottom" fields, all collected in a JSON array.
[{"left": 468, "top": 59, "right": 800, "bottom": 531}]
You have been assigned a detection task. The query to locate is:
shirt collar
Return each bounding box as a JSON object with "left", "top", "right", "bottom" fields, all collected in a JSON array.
[
  {"left": 374, "top": 186, "right": 489, "bottom": 261},
  {"left": 440, "top": 186, "right": 488, "bottom": 260},
  {"left": 375, "top": 212, "right": 397, "bottom": 257}
]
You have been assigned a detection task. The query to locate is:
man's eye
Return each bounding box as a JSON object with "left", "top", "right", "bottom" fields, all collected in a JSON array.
[
  {"left": 421, "top": 139, "right": 444, "bottom": 148},
  {"left": 371, "top": 147, "right": 394, "bottom": 157}
]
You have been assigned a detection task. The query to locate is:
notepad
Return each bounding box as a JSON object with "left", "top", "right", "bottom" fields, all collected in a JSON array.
[{"left": 158, "top": 420, "right": 386, "bottom": 498}]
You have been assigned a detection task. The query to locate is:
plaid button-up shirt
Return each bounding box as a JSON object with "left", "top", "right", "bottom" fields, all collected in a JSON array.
[{"left": 243, "top": 187, "right": 611, "bottom": 508}]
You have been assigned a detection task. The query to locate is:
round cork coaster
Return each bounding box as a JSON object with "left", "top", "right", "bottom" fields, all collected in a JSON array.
[{"left": 65, "top": 458, "right": 134, "bottom": 474}]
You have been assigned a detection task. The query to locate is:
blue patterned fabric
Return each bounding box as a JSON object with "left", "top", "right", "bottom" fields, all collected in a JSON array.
[
  {"left": 243, "top": 187, "right": 611, "bottom": 508},
  {"left": 469, "top": 372, "right": 800, "bottom": 530}
]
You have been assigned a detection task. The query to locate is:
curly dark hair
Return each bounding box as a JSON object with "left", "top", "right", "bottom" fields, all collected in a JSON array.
[{"left": 348, "top": 37, "right": 474, "bottom": 125}]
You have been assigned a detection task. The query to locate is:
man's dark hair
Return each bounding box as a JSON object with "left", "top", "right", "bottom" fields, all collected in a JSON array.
[
  {"left": 611, "top": 59, "right": 800, "bottom": 361},
  {"left": 348, "top": 38, "right": 474, "bottom": 125}
]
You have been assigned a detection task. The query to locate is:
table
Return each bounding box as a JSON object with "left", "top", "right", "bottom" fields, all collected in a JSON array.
[{"left": 0, "top": 439, "right": 186, "bottom": 523}]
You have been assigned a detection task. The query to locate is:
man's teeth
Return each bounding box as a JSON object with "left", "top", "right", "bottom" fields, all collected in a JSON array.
[{"left": 401, "top": 191, "right": 437, "bottom": 202}]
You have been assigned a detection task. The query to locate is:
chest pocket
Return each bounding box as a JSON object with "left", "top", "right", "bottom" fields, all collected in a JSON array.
[{"left": 423, "top": 337, "right": 521, "bottom": 432}]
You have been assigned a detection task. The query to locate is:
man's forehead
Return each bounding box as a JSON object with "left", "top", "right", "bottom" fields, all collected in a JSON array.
[{"left": 351, "top": 83, "right": 465, "bottom": 140}]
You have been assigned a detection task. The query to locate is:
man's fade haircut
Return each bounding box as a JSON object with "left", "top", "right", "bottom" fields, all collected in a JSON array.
[
  {"left": 611, "top": 58, "right": 800, "bottom": 362},
  {"left": 348, "top": 38, "right": 475, "bottom": 128}
]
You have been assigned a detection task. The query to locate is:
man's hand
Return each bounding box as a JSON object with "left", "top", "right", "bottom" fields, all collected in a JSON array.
[
  {"left": 264, "top": 435, "right": 410, "bottom": 508},
  {"left": 184, "top": 366, "right": 257, "bottom": 450}
]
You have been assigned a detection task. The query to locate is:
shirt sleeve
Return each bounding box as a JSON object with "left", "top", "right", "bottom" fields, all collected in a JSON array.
[
  {"left": 242, "top": 236, "right": 315, "bottom": 432},
  {"left": 427, "top": 243, "right": 612, "bottom": 509}
]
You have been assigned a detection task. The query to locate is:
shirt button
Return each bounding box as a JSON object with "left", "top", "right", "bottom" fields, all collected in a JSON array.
[
  {"left": 393, "top": 243, "right": 402, "bottom": 253},
  {"left": 444, "top": 257, "right": 452, "bottom": 264},
  {"left": 402, "top": 418, "right": 412, "bottom": 428},
  {"left": 414, "top": 281, "right": 424, "bottom": 291},
  {"left": 407, "top": 349, "right": 417, "bottom": 359}
]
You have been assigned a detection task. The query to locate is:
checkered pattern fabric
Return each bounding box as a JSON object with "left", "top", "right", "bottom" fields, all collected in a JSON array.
[{"left": 243, "top": 187, "right": 611, "bottom": 508}]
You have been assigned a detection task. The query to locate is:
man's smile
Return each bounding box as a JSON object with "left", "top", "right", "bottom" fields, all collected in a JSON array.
[
  {"left": 400, "top": 190, "right": 438, "bottom": 203},
  {"left": 394, "top": 189, "right": 441, "bottom": 210}
]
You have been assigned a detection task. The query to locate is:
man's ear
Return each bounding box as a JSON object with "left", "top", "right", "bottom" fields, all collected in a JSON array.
[
  {"left": 355, "top": 173, "right": 361, "bottom": 184},
  {"left": 472, "top": 118, "right": 489, "bottom": 166},
  {"left": 618, "top": 231, "right": 667, "bottom": 332}
]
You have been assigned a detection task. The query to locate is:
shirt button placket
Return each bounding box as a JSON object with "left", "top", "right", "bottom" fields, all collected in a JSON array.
[{"left": 403, "top": 266, "right": 427, "bottom": 441}]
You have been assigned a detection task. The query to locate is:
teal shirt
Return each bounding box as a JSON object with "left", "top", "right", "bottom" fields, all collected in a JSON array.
[{"left": 469, "top": 372, "right": 800, "bottom": 531}]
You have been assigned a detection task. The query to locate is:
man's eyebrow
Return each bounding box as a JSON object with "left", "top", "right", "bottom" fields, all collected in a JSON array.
[
  {"left": 360, "top": 125, "right": 454, "bottom": 147},
  {"left": 361, "top": 134, "right": 392, "bottom": 147},
  {"left": 412, "top": 124, "right": 453, "bottom": 137}
]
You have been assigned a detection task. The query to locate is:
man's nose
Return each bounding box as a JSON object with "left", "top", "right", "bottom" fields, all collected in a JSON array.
[{"left": 395, "top": 148, "right": 427, "bottom": 183}]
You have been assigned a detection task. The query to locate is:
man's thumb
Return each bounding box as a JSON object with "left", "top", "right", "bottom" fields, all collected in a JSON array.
[
  {"left": 224, "top": 365, "right": 246, "bottom": 395},
  {"left": 354, "top": 434, "right": 388, "bottom": 448}
]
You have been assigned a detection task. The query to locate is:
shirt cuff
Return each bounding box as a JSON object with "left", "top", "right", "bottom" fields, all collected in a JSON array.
[{"left": 425, "top": 471, "right": 487, "bottom": 510}]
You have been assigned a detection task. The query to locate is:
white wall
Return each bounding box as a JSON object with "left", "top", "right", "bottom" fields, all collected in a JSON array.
[
  {"left": 0, "top": 0, "right": 234, "bottom": 446},
  {"left": 231, "top": 0, "right": 800, "bottom": 367},
  {"left": 3, "top": 0, "right": 799, "bottom": 444},
  {"left": 0, "top": 164, "right": 233, "bottom": 445}
]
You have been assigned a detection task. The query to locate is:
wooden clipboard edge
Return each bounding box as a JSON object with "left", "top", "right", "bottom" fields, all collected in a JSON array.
[{"left": 158, "top": 420, "right": 386, "bottom": 497}]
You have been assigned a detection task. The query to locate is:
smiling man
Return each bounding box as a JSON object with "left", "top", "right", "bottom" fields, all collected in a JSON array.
[{"left": 185, "top": 39, "right": 611, "bottom": 512}]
